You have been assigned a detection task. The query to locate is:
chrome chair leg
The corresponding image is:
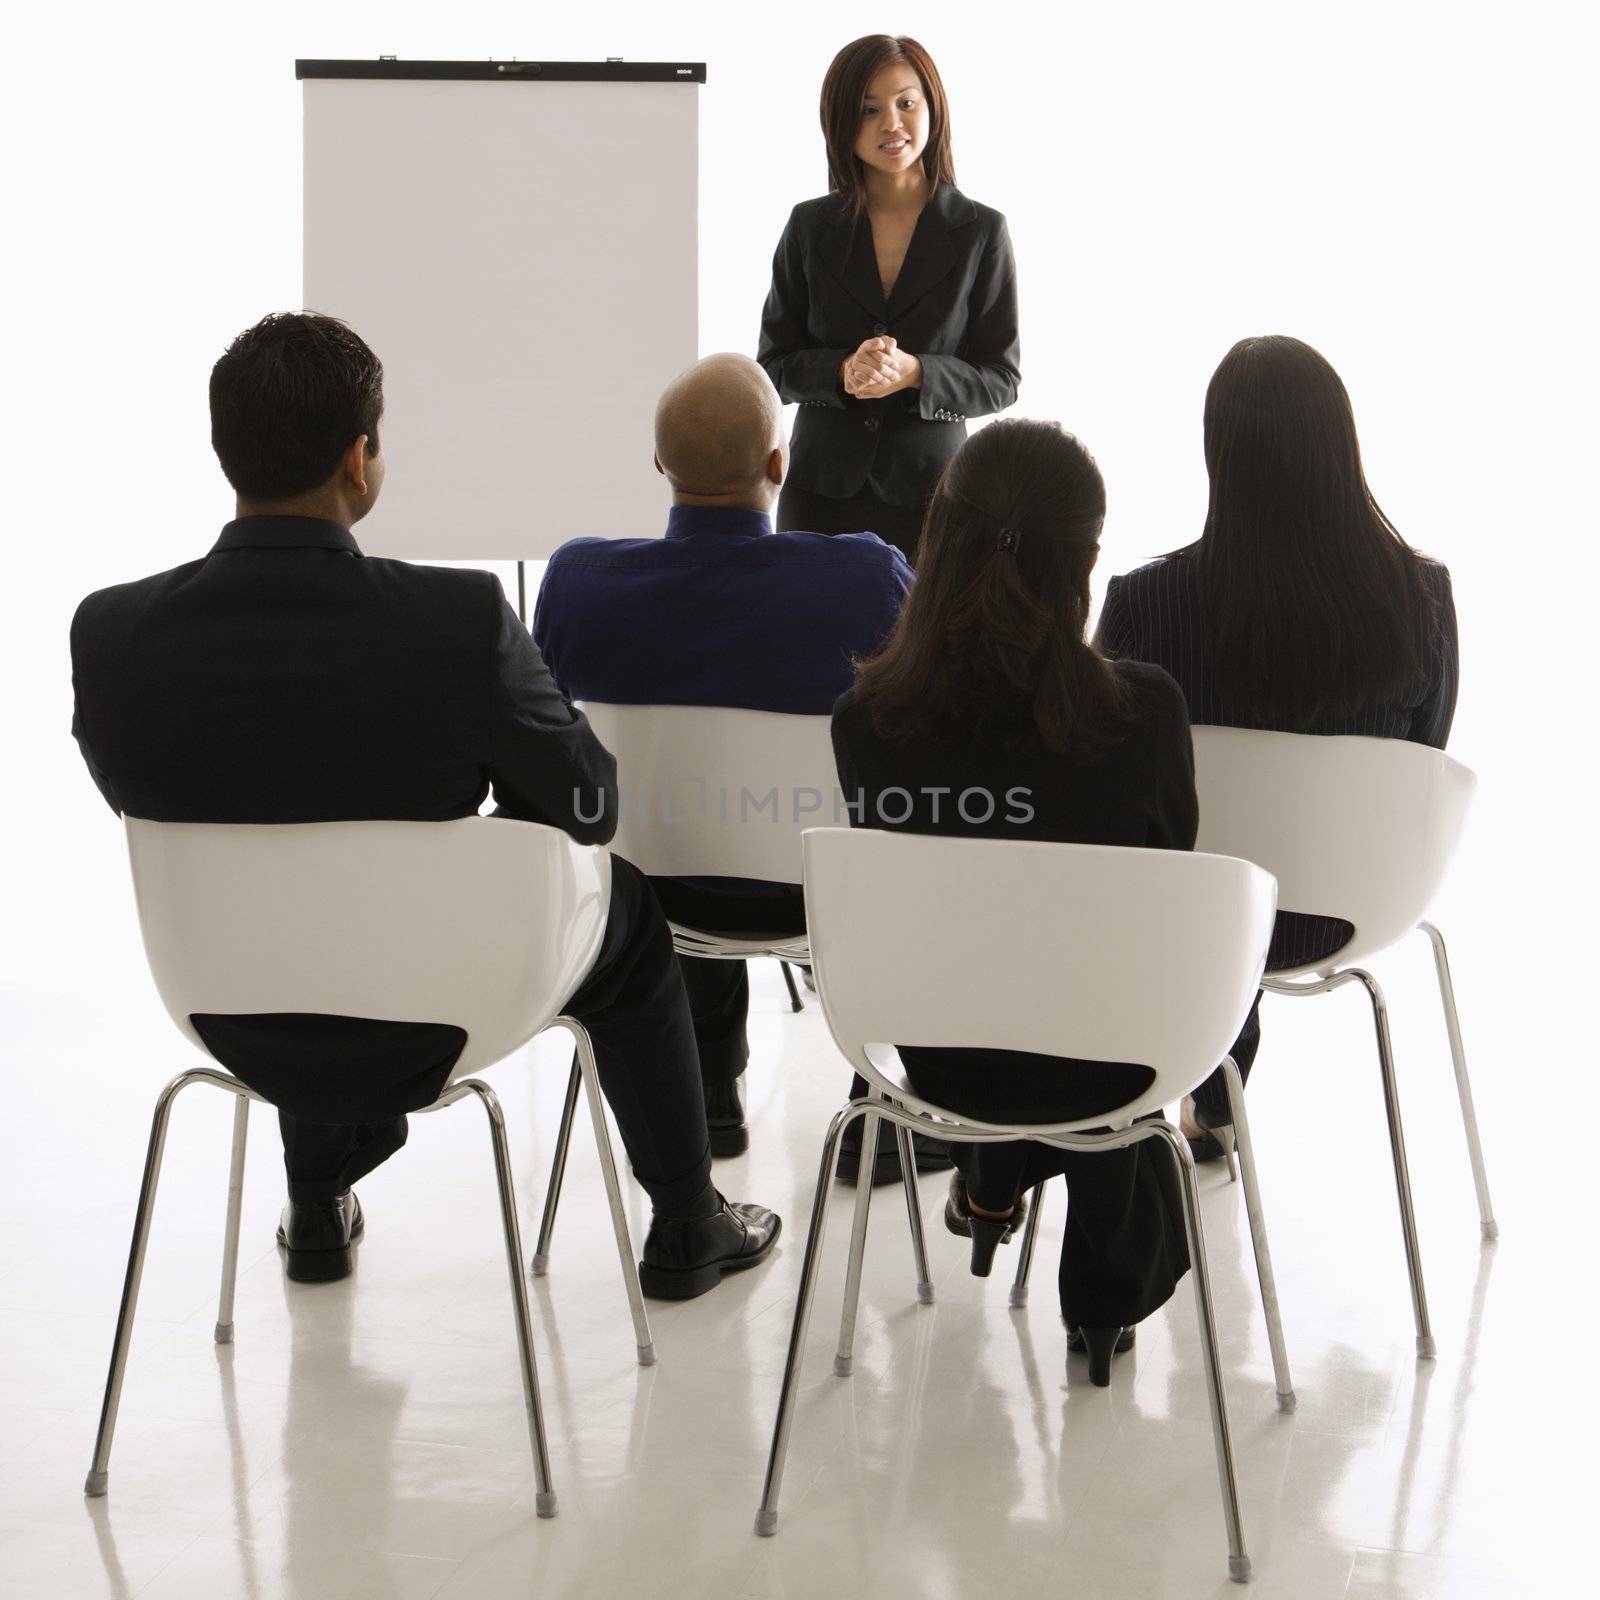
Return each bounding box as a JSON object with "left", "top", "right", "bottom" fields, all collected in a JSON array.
[
  {"left": 530, "top": 1054, "right": 581, "bottom": 1276},
  {"left": 572, "top": 1027, "right": 656, "bottom": 1365},
  {"left": 835, "top": 1101, "right": 881, "bottom": 1376},
  {"left": 1008, "top": 1182, "right": 1046, "bottom": 1309},
  {"left": 780, "top": 961, "right": 805, "bottom": 1013},
  {"left": 1419, "top": 922, "right": 1498, "bottom": 1240},
  {"left": 457, "top": 1079, "right": 558, "bottom": 1516},
  {"left": 86, "top": 1067, "right": 215, "bottom": 1496},
  {"left": 756, "top": 1106, "right": 862, "bottom": 1536},
  {"left": 894, "top": 1121, "right": 934, "bottom": 1305},
  {"left": 1353, "top": 969, "right": 1436, "bottom": 1360},
  {"left": 1219, "top": 1057, "right": 1294, "bottom": 1411},
  {"left": 214, "top": 1094, "right": 250, "bottom": 1344},
  {"left": 1151, "top": 1121, "right": 1251, "bottom": 1584}
]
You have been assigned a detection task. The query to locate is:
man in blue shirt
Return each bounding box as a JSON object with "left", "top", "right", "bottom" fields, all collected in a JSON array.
[{"left": 535, "top": 354, "right": 946, "bottom": 1181}]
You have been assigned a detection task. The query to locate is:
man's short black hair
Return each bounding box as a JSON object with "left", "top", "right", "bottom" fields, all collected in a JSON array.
[{"left": 209, "top": 312, "right": 384, "bottom": 500}]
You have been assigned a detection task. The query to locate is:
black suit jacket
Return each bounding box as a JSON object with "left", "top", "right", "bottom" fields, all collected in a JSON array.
[
  {"left": 757, "top": 183, "right": 1020, "bottom": 507},
  {"left": 70, "top": 515, "right": 619, "bottom": 1120}
]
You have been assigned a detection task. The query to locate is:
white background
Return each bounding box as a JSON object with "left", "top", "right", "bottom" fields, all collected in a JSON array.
[{"left": 1, "top": 4, "right": 1595, "bottom": 1579}]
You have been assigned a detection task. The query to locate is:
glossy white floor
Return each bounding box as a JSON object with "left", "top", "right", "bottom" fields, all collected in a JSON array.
[{"left": 0, "top": 888, "right": 1582, "bottom": 1600}]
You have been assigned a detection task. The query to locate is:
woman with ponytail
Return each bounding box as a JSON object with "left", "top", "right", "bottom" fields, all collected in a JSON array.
[{"left": 832, "top": 418, "right": 1197, "bottom": 1382}]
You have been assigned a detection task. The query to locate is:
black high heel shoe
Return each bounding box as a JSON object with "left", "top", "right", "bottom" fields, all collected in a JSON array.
[
  {"left": 943, "top": 1172, "right": 1028, "bottom": 1278},
  {"left": 1065, "top": 1323, "right": 1135, "bottom": 1385}
]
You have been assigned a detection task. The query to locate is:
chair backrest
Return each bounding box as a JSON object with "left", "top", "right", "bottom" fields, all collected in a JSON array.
[
  {"left": 1191, "top": 728, "right": 1476, "bottom": 971},
  {"left": 580, "top": 702, "right": 838, "bottom": 881},
  {"left": 125, "top": 817, "right": 611, "bottom": 1079},
  {"left": 803, "top": 827, "right": 1277, "bottom": 1128}
]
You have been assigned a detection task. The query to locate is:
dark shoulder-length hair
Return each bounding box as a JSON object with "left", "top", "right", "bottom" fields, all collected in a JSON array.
[
  {"left": 853, "top": 419, "right": 1136, "bottom": 757},
  {"left": 820, "top": 35, "right": 956, "bottom": 216},
  {"left": 1197, "top": 335, "right": 1433, "bottom": 725}
]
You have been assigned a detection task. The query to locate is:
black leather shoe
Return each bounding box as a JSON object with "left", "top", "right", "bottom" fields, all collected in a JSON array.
[
  {"left": 705, "top": 1078, "right": 749, "bottom": 1158},
  {"left": 276, "top": 1190, "right": 364, "bottom": 1283},
  {"left": 637, "top": 1196, "right": 781, "bottom": 1301},
  {"left": 836, "top": 1128, "right": 955, "bottom": 1186}
]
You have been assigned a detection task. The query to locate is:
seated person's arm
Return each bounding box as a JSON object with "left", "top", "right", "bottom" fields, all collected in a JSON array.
[
  {"left": 71, "top": 701, "right": 121, "bottom": 815},
  {"left": 1412, "top": 566, "right": 1460, "bottom": 748},
  {"left": 1092, "top": 574, "right": 1131, "bottom": 659},
  {"left": 487, "top": 584, "right": 618, "bottom": 845},
  {"left": 70, "top": 603, "right": 122, "bottom": 815}
]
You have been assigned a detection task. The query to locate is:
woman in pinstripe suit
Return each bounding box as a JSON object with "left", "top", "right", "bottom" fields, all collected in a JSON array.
[{"left": 1096, "top": 335, "right": 1459, "bottom": 1158}]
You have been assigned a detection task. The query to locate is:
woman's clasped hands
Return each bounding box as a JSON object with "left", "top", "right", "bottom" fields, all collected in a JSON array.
[{"left": 841, "top": 335, "right": 922, "bottom": 399}]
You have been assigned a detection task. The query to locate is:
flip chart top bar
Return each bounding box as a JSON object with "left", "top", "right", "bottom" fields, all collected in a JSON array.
[{"left": 296, "top": 60, "right": 707, "bottom": 84}]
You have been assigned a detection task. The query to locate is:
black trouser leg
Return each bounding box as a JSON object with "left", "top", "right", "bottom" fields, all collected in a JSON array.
[
  {"left": 647, "top": 877, "right": 807, "bottom": 1093},
  {"left": 1191, "top": 993, "right": 1263, "bottom": 1123},
  {"left": 775, "top": 482, "right": 929, "bottom": 563},
  {"left": 1056, "top": 1133, "right": 1190, "bottom": 1328},
  {"left": 281, "top": 1113, "right": 409, "bottom": 1204},
  {"left": 902, "top": 1048, "right": 1188, "bottom": 1325},
  {"left": 563, "top": 859, "right": 714, "bottom": 1217},
  {"left": 676, "top": 955, "right": 751, "bottom": 1087}
]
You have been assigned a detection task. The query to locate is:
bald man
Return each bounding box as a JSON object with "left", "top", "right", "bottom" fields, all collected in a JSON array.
[{"left": 535, "top": 355, "right": 940, "bottom": 1181}]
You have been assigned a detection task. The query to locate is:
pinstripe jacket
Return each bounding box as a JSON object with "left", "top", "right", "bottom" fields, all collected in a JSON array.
[{"left": 1096, "top": 547, "right": 1459, "bottom": 970}]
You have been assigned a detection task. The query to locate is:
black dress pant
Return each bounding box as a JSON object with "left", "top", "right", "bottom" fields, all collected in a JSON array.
[
  {"left": 1189, "top": 910, "right": 1354, "bottom": 1123},
  {"left": 776, "top": 482, "right": 928, "bottom": 564},
  {"left": 899, "top": 1047, "right": 1190, "bottom": 1329},
  {"left": 647, "top": 878, "right": 807, "bottom": 1087},
  {"left": 272, "top": 858, "right": 714, "bottom": 1215}
]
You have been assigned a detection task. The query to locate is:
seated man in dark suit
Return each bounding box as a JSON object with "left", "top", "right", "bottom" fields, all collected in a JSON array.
[
  {"left": 69, "top": 312, "right": 778, "bottom": 1297},
  {"left": 534, "top": 353, "right": 948, "bottom": 1183}
]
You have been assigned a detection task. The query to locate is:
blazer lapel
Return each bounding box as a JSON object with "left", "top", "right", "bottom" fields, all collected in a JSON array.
[
  {"left": 818, "top": 197, "right": 888, "bottom": 320},
  {"left": 886, "top": 183, "right": 975, "bottom": 316}
]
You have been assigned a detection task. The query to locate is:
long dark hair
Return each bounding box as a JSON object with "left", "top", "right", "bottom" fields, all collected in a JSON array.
[
  {"left": 854, "top": 420, "right": 1135, "bottom": 756},
  {"left": 819, "top": 35, "right": 956, "bottom": 218},
  {"left": 1197, "top": 335, "right": 1432, "bottom": 724}
]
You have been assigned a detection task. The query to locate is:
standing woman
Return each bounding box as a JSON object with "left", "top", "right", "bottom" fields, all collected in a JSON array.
[{"left": 758, "top": 34, "right": 1021, "bottom": 562}]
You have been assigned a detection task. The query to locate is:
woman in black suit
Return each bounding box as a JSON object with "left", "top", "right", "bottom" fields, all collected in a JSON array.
[
  {"left": 757, "top": 33, "right": 1020, "bottom": 561},
  {"left": 1096, "top": 334, "right": 1460, "bottom": 1159},
  {"left": 833, "top": 419, "right": 1195, "bottom": 1383}
]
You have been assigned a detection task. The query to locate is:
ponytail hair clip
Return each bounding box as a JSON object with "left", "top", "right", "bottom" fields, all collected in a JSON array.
[{"left": 997, "top": 527, "right": 1021, "bottom": 553}]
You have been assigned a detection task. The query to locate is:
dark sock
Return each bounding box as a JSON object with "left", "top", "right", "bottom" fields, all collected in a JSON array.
[{"left": 655, "top": 1183, "right": 721, "bottom": 1224}]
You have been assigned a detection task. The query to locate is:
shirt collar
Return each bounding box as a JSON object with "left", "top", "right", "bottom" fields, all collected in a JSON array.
[
  {"left": 664, "top": 506, "right": 773, "bottom": 542},
  {"left": 210, "top": 516, "right": 364, "bottom": 556}
]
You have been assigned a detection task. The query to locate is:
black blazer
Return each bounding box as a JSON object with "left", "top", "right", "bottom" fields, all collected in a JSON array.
[
  {"left": 70, "top": 515, "right": 619, "bottom": 1122},
  {"left": 71, "top": 516, "right": 617, "bottom": 833},
  {"left": 1097, "top": 550, "right": 1459, "bottom": 747},
  {"left": 1096, "top": 548, "right": 1460, "bottom": 970},
  {"left": 831, "top": 661, "right": 1198, "bottom": 855},
  {"left": 757, "top": 183, "right": 1020, "bottom": 507}
]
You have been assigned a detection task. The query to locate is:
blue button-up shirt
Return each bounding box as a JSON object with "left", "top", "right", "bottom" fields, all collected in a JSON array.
[{"left": 532, "top": 506, "right": 912, "bottom": 712}]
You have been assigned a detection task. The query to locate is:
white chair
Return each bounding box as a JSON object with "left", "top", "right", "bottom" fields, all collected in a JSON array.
[
  {"left": 1187, "top": 727, "right": 1492, "bottom": 1361},
  {"left": 529, "top": 702, "right": 837, "bottom": 1272},
  {"left": 756, "top": 828, "right": 1293, "bottom": 1585},
  {"left": 84, "top": 816, "right": 654, "bottom": 1519}
]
